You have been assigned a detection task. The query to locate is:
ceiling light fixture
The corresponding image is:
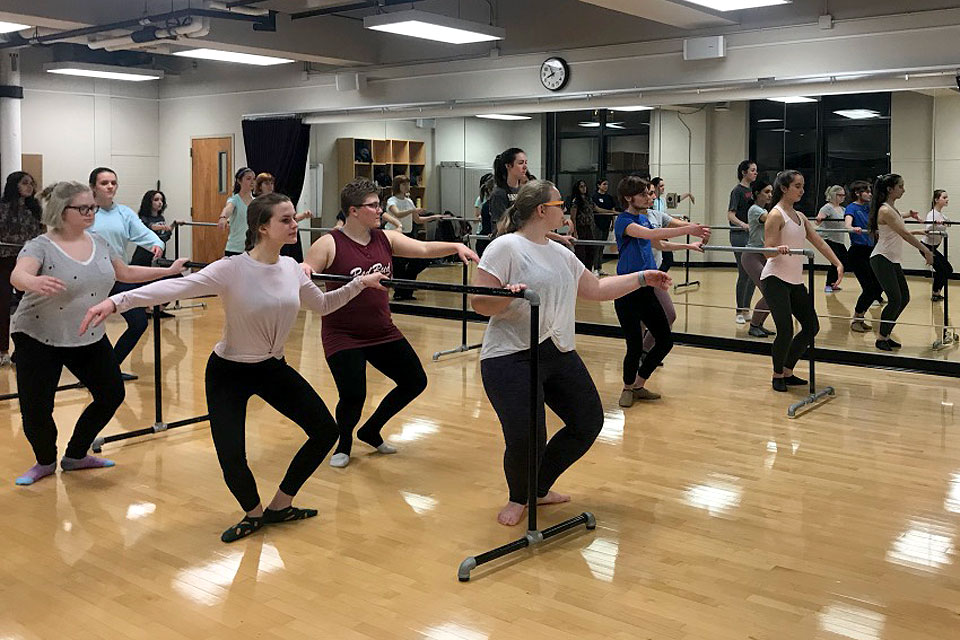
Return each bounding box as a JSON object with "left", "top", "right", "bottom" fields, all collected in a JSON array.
[
  {"left": 0, "top": 21, "right": 30, "bottom": 34},
  {"left": 767, "top": 96, "right": 817, "bottom": 104},
  {"left": 833, "top": 109, "right": 881, "bottom": 120},
  {"left": 475, "top": 114, "right": 532, "bottom": 121},
  {"left": 364, "top": 9, "right": 505, "bottom": 44},
  {"left": 757, "top": 118, "right": 783, "bottom": 123},
  {"left": 44, "top": 62, "right": 163, "bottom": 82},
  {"left": 609, "top": 106, "right": 653, "bottom": 112},
  {"left": 172, "top": 48, "right": 293, "bottom": 66},
  {"left": 684, "top": 0, "right": 790, "bottom": 10}
]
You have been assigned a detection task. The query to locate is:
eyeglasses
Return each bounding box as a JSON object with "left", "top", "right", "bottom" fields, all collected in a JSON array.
[
  {"left": 359, "top": 202, "right": 382, "bottom": 210},
  {"left": 542, "top": 200, "right": 565, "bottom": 207},
  {"left": 65, "top": 205, "right": 100, "bottom": 215}
]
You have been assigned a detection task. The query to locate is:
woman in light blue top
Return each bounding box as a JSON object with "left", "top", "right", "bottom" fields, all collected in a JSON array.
[{"left": 218, "top": 167, "right": 255, "bottom": 256}]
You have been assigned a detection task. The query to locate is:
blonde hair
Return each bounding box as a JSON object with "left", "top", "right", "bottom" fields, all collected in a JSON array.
[
  {"left": 39, "top": 181, "right": 92, "bottom": 230},
  {"left": 496, "top": 179, "right": 557, "bottom": 235},
  {"left": 824, "top": 184, "right": 844, "bottom": 203}
]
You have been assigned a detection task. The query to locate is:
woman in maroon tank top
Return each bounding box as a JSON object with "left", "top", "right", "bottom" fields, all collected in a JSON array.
[{"left": 304, "top": 178, "right": 478, "bottom": 468}]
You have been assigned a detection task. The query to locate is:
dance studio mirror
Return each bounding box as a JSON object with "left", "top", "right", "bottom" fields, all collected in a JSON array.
[{"left": 311, "top": 88, "right": 958, "bottom": 367}]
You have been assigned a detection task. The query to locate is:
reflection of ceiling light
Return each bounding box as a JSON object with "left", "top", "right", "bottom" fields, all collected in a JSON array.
[
  {"left": 364, "top": 9, "right": 505, "bottom": 44},
  {"left": 817, "top": 603, "right": 885, "bottom": 640},
  {"left": 399, "top": 491, "right": 437, "bottom": 515},
  {"left": 392, "top": 418, "right": 438, "bottom": 443},
  {"left": 945, "top": 473, "right": 960, "bottom": 513},
  {"left": 886, "top": 517, "right": 955, "bottom": 572},
  {"left": 606, "top": 122, "right": 626, "bottom": 129},
  {"left": 580, "top": 537, "right": 619, "bottom": 583},
  {"left": 44, "top": 62, "right": 164, "bottom": 82},
  {"left": 684, "top": 474, "right": 742, "bottom": 516},
  {"left": 757, "top": 118, "right": 783, "bottom": 123},
  {"left": 597, "top": 409, "right": 624, "bottom": 444},
  {"left": 172, "top": 48, "right": 293, "bottom": 66},
  {"left": 0, "top": 21, "right": 30, "bottom": 34},
  {"left": 578, "top": 121, "right": 600, "bottom": 128},
  {"left": 609, "top": 106, "right": 653, "bottom": 112},
  {"left": 685, "top": 0, "right": 790, "bottom": 9},
  {"left": 475, "top": 114, "right": 531, "bottom": 121},
  {"left": 768, "top": 96, "right": 816, "bottom": 103},
  {"left": 834, "top": 109, "right": 881, "bottom": 120}
]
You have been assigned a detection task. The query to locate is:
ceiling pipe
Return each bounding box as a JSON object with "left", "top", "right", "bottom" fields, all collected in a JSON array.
[
  {"left": 207, "top": 1, "right": 270, "bottom": 17},
  {"left": 94, "top": 18, "right": 212, "bottom": 52}
]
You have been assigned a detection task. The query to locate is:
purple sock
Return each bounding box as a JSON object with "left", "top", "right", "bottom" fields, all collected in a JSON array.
[
  {"left": 15, "top": 463, "right": 57, "bottom": 486},
  {"left": 60, "top": 455, "right": 115, "bottom": 471}
]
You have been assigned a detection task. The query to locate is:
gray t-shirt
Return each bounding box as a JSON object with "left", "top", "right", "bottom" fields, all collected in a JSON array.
[
  {"left": 747, "top": 204, "right": 767, "bottom": 248},
  {"left": 11, "top": 233, "right": 118, "bottom": 347},
  {"left": 478, "top": 233, "right": 586, "bottom": 360},
  {"left": 645, "top": 208, "right": 674, "bottom": 268},
  {"left": 818, "top": 203, "right": 847, "bottom": 244}
]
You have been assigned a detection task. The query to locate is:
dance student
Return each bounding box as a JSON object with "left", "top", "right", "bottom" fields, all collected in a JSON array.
[
  {"left": 728, "top": 160, "right": 759, "bottom": 324},
  {"left": 614, "top": 175, "right": 708, "bottom": 406},
  {"left": 592, "top": 178, "right": 618, "bottom": 274},
  {"left": 476, "top": 173, "right": 495, "bottom": 257},
  {"left": 488, "top": 147, "right": 527, "bottom": 232},
  {"left": 651, "top": 177, "right": 694, "bottom": 272},
  {"left": 83, "top": 192, "right": 384, "bottom": 541},
  {"left": 218, "top": 167, "right": 255, "bottom": 257},
  {"left": 742, "top": 180, "right": 775, "bottom": 338},
  {"left": 761, "top": 171, "right": 843, "bottom": 392},
  {"left": 470, "top": 179, "right": 671, "bottom": 526},
  {"left": 303, "top": 178, "right": 479, "bottom": 469},
  {"left": 130, "top": 190, "right": 173, "bottom": 267},
  {"left": 844, "top": 180, "right": 884, "bottom": 332},
  {"left": 89, "top": 167, "right": 165, "bottom": 376},
  {"left": 385, "top": 174, "right": 444, "bottom": 301},
  {"left": 0, "top": 171, "right": 43, "bottom": 366},
  {"left": 255, "top": 172, "right": 313, "bottom": 261},
  {"left": 568, "top": 180, "right": 600, "bottom": 270},
  {"left": 816, "top": 185, "right": 849, "bottom": 293},
  {"left": 11, "top": 181, "right": 186, "bottom": 486},
  {"left": 868, "top": 174, "right": 934, "bottom": 351},
  {"left": 924, "top": 190, "right": 954, "bottom": 301}
]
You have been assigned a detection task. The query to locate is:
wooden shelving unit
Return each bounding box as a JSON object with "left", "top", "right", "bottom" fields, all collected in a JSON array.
[{"left": 338, "top": 137, "right": 428, "bottom": 207}]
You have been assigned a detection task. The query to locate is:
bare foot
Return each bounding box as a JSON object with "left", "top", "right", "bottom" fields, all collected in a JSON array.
[
  {"left": 497, "top": 501, "right": 526, "bottom": 526},
  {"left": 538, "top": 490, "right": 571, "bottom": 505}
]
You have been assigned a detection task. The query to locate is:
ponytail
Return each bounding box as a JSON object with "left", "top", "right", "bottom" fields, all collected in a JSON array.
[
  {"left": 244, "top": 192, "right": 290, "bottom": 251},
  {"left": 869, "top": 173, "right": 902, "bottom": 241},
  {"left": 233, "top": 167, "right": 254, "bottom": 195},
  {"left": 493, "top": 147, "right": 524, "bottom": 190},
  {"left": 496, "top": 179, "right": 556, "bottom": 235},
  {"left": 771, "top": 170, "right": 802, "bottom": 207}
]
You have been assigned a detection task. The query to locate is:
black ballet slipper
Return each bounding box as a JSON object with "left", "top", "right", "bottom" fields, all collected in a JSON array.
[
  {"left": 221, "top": 516, "right": 263, "bottom": 543},
  {"left": 784, "top": 375, "right": 807, "bottom": 386},
  {"left": 772, "top": 377, "right": 788, "bottom": 392},
  {"left": 263, "top": 506, "right": 318, "bottom": 524}
]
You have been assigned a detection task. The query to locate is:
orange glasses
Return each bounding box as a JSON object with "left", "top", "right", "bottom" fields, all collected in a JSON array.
[{"left": 542, "top": 200, "right": 565, "bottom": 207}]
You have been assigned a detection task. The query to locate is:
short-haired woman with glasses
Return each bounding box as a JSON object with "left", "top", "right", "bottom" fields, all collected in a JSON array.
[
  {"left": 10, "top": 181, "right": 185, "bottom": 486},
  {"left": 470, "top": 179, "right": 673, "bottom": 526},
  {"left": 303, "top": 178, "right": 479, "bottom": 469}
]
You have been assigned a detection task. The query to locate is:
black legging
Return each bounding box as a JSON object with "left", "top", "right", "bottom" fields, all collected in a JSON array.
[
  {"left": 0, "top": 256, "right": 15, "bottom": 353},
  {"left": 731, "top": 229, "right": 756, "bottom": 313},
  {"left": 870, "top": 255, "right": 910, "bottom": 337},
  {"left": 922, "top": 242, "right": 954, "bottom": 294},
  {"left": 326, "top": 338, "right": 427, "bottom": 456},
  {"left": 847, "top": 244, "right": 884, "bottom": 315},
  {"left": 205, "top": 353, "right": 339, "bottom": 512},
  {"left": 480, "top": 340, "right": 603, "bottom": 504},
  {"left": 761, "top": 276, "right": 819, "bottom": 374},
  {"left": 574, "top": 221, "right": 599, "bottom": 270},
  {"left": 824, "top": 239, "right": 848, "bottom": 287},
  {"left": 614, "top": 286, "right": 673, "bottom": 384},
  {"left": 13, "top": 333, "right": 125, "bottom": 465},
  {"left": 392, "top": 232, "right": 428, "bottom": 299},
  {"left": 109, "top": 281, "right": 148, "bottom": 367}
]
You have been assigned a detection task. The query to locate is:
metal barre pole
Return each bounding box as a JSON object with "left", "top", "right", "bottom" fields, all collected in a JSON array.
[{"left": 700, "top": 245, "right": 813, "bottom": 257}]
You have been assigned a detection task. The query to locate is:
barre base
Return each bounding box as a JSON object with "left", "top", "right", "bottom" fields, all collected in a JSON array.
[
  {"left": 787, "top": 387, "right": 836, "bottom": 418},
  {"left": 91, "top": 414, "right": 210, "bottom": 453}
]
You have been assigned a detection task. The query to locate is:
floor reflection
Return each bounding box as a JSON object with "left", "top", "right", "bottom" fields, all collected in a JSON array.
[
  {"left": 580, "top": 536, "right": 619, "bottom": 583},
  {"left": 684, "top": 473, "right": 743, "bottom": 517},
  {"left": 817, "top": 601, "right": 886, "bottom": 640},
  {"left": 420, "top": 622, "right": 488, "bottom": 640},
  {"left": 886, "top": 517, "right": 955, "bottom": 573},
  {"left": 172, "top": 543, "right": 285, "bottom": 606}
]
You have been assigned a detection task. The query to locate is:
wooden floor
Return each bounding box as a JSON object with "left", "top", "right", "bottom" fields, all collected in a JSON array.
[
  {"left": 1, "top": 302, "right": 959, "bottom": 639},
  {"left": 412, "top": 261, "right": 960, "bottom": 363}
]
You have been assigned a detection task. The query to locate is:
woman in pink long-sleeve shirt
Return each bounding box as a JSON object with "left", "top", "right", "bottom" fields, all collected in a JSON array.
[{"left": 82, "top": 193, "right": 385, "bottom": 543}]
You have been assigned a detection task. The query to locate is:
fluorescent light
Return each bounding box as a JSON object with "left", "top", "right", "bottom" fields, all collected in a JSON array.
[
  {"left": 0, "top": 21, "right": 30, "bottom": 34},
  {"left": 609, "top": 106, "right": 653, "bottom": 112},
  {"left": 834, "top": 109, "right": 881, "bottom": 120},
  {"left": 364, "top": 9, "right": 504, "bottom": 44},
  {"left": 757, "top": 118, "right": 783, "bottom": 123},
  {"left": 172, "top": 48, "right": 293, "bottom": 66},
  {"left": 475, "top": 114, "right": 531, "bottom": 121},
  {"left": 44, "top": 62, "right": 163, "bottom": 82},
  {"left": 606, "top": 122, "right": 626, "bottom": 129},
  {"left": 767, "top": 96, "right": 816, "bottom": 103},
  {"left": 684, "top": 0, "right": 790, "bottom": 10},
  {"left": 578, "top": 121, "right": 600, "bottom": 128}
]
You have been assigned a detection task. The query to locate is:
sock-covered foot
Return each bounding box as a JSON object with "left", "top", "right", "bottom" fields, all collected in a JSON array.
[
  {"left": 772, "top": 377, "right": 788, "bottom": 392},
  {"left": 221, "top": 516, "right": 263, "bottom": 543},
  {"left": 263, "top": 506, "right": 318, "bottom": 524},
  {"left": 887, "top": 337, "right": 902, "bottom": 349},
  {"left": 784, "top": 375, "right": 807, "bottom": 386},
  {"left": 61, "top": 455, "right": 115, "bottom": 471},
  {"left": 329, "top": 453, "right": 350, "bottom": 468},
  {"left": 373, "top": 442, "right": 397, "bottom": 454},
  {"left": 15, "top": 462, "right": 57, "bottom": 486}
]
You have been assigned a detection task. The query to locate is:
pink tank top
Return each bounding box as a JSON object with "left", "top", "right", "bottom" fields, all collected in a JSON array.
[
  {"left": 760, "top": 205, "right": 806, "bottom": 285},
  {"left": 320, "top": 229, "right": 404, "bottom": 358}
]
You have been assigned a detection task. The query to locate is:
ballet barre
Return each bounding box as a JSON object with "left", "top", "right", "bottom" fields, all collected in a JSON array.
[{"left": 699, "top": 244, "right": 835, "bottom": 417}]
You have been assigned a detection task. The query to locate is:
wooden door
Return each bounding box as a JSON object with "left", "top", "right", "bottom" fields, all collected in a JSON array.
[{"left": 191, "top": 137, "right": 232, "bottom": 264}]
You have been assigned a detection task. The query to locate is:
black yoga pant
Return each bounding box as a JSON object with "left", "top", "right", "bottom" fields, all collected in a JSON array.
[
  {"left": 848, "top": 244, "right": 884, "bottom": 315},
  {"left": 481, "top": 340, "right": 603, "bottom": 504},
  {"left": 109, "top": 281, "right": 148, "bottom": 367},
  {"left": 731, "top": 230, "right": 756, "bottom": 313},
  {"left": 392, "top": 232, "right": 428, "bottom": 298},
  {"left": 326, "top": 338, "right": 427, "bottom": 456},
  {"left": 0, "top": 256, "right": 15, "bottom": 353},
  {"left": 574, "top": 222, "right": 600, "bottom": 270},
  {"left": 761, "top": 276, "right": 819, "bottom": 375},
  {"left": 13, "top": 333, "right": 125, "bottom": 465},
  {"left": 870, "top": 255, "right": 910, "bottom": 337},
  {"left": 824, "top": 240, "right": 848, "bottom": 287},
  {"left": 660, "top": 251, "right": 675, "bottom": 272},
  {"left": 922, "top": 242, "right": 953, "bottom": 294},
  {"left": 205, "top": 353, "right": 338, "bottom": 512},
  {"left": 614, "top": 286, "right": 673, "bottom": 384}
]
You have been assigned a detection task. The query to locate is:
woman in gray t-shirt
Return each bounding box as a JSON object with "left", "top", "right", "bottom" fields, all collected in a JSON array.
[
  {"left": 10, "top": 181, "right": 184, "bottom": 486},
  {"left": 816, "top": 185, "right": 849, "bottom": 293}
]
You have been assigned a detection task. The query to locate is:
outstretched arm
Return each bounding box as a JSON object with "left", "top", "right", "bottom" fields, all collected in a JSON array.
[
  {"left": 577, "top": 269, "right": 671, "bottom": 302},
  {"left": 386, "top": 230, "right": 479, "bottom": 263}
]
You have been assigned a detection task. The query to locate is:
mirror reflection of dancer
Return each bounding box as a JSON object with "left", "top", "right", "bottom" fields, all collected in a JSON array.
[
  {"left": 741, "top": 180, "right": 775, "bottom": 338},
  {"left": 761, "top": 171, "right": 843, "bottom": 392},
  {"left": 844, "top": 180, "right": 884, "bottom": 333},
  {"left": 471, "top": 179, "right": 671, "bottom": 526},
  {"left": 924, "top": 190, "right": 954, "bottom": 302},
  {"left": 0, "top": 171, "right": 43, "bottom": 366},
  {"left": 728, "top": 161, "right": 759, "bottom": 325}
]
